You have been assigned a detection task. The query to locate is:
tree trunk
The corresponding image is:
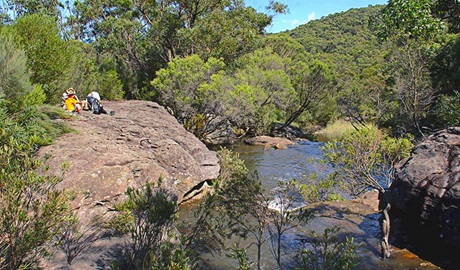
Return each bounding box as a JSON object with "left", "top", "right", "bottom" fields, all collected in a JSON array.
[
  {"left": 379, "top": 191, "right": 391, "bottom": 258},
  {"left": 256, "top": 242, "right": 262, "bottom": 270}
]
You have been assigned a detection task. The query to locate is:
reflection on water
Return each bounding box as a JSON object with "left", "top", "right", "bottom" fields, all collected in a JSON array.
[{"left": 223, "top": 140, "right": 328, "bottom": 192}]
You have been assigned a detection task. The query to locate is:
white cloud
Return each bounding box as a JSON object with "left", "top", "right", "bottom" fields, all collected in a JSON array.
[
  {"left": 288, "top": 19, "right": 301, "bottom": 27},
  {"left": 282, "top": 12, "right": 314, "bottom": 28}
]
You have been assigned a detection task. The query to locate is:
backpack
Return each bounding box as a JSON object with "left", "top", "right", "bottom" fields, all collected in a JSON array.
[{"left": 87, "top": 97, "right": 107, "bottom": 114}]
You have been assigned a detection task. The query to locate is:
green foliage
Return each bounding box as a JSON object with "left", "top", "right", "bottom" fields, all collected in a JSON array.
[
  {"left": 267, "top": 180, "right": 314, "bottom": 269},
  {"left": 431, "top": 91, "right": 460, "bottom": 128},
  {"left": 214, "top": 149, "right": 270, "bottom": 270},
  {"left": 12, "top": 13, "right": 75, "bottom": 103},
  {"left": 74, "top": 0, "right": 157, "bottom": 98},
  {"left": 0, "top": 107, "right": 71, "bottom": 269},
  {"left": 217, "top": 148, "right": 249, "bottom": 184},
  {"left": 263, "top": 33, "right": 311, "bottom": 62},
  {"left": 378, "top": 0, "right": 445, "bottom": 42},
  {"left": 64, "top": 42, "right": 116, "bottom": 100},
  {"left": 212, "top": 149, "right": 316, "bottom": 270},
  {"left": 186, "top": 4, "right": 271, "bottom": 65},
  {"left": 299, "top": 159, "right": 342, "bottom": 204},
  {"left": 73, "top": 0, "right": 277, "bottom": 98},
  {"left": 287, "top": 5, "right": 388, "bottom": 130},
  {"left": 226, "top": 48, "right": 295, "bottom": 134},
  {"left": 376, "top": 1, "right": 451, "bottom": 137},
  {"left": 296, "top": 226, "right": 358, "bottom": 270},
  {"left": 336, "top": 62, "right": 390, "bottom": 127},
  {"left": 382, "top": 40, "right": 438, "bottom": 137},
  {"left": 227, "top": 243, "right": 251, "bottom": 270},
  {"left": 323, "top": 125, "right": 413, "bottom": 196},
  {"left": 0, "top": 32, "right": 34, "bottom": 111},
  {"left": 290, "top": 5, "right": 384, "bottom": 56},
  {"left": 3, "top": 0, "right": 63, "bottom": 20},
  {"left": 152, "top": 239, "right": 192, "bottom": 270},
  {"left": 283, "top": 58, "right": 336, "bottom": 128},
  {"left": 431, "top": 0, "right": 460, "bottom": 33},
  {"left": 432, "top": 34, "right": 460, "bottom": 92},
  {"left": 0, "top": 164, "right": 70, "bottom": 269},
  {"left": 99, "top": 69, "right": 124, "bottom": 100},
  {"left": 22, "top": 84, "right": 47, "bottom": 107},
  {"left": 152, "top": 54, "right": 226, "bottom": 137},
  {"left": 110, "top": 181, "right": 192, "bottom": 270}
]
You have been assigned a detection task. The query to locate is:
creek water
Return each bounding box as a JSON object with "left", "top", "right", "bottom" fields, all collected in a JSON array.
[
  {"left": 225, "top": 139, "right": 327, "bottom": 191},
  {"left": 179, "top": 140, "right": 443, "bottom": 270}
]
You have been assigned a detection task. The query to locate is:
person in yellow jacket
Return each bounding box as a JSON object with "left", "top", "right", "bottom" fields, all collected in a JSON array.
[{"left": 64, "top": 88, "right": 82, "bottom": 114}]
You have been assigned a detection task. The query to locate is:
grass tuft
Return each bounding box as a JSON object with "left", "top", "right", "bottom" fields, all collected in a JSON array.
[{"left": 315, "top": 120, "right": 357, "bottom": 141}]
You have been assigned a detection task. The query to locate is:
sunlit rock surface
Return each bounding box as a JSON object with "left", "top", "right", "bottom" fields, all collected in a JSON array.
[{"left": 37, "top": 100, "right": 220, "bottom": 217}]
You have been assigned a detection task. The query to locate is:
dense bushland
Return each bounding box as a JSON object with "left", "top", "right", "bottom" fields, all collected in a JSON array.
[
  {"left": 2, "top": 0, "right": 460, "bottom": 268},
  {"left": 2, "top": 1, "right": 460, "bottom": 138}
]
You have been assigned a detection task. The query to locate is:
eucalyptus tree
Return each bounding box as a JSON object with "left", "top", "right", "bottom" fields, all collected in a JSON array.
[
  {"left": 337, "top": 63, "right": 391, "bottom": 128},
  {"left": 185, "top": 3, "right": 272, "bottom": 65},
  {"left": 224, "top": 47, "right": 295, "bottom": 135},
  {"left": 10, "top": 13, "right": 75, "bottom": 103},
  {"left": 263, "top": 34, "right": 337, "bottom": 129},
  {"left": 73, "top": 0, "right": 151, "bottom": 98},
  {"left": 1, "top": 0, "right": 63, "bottom": 20},
  {"left": 73, "top": 0, "right": 285, "bottom": 99},
  {"left": 151, "top": 54, "right": 227, "bottom": 139},
  {"left": 281, "top": 59, "right": 336, "bottom": 129},
  {"left": 378, "top": 0, "right": 445, "bottom": 137},
  {"left": 153, "top": 48, "right": 295, "bottom": 138},
  {"left": 263, "top": 33, "right": 310, "bottom": 64}
]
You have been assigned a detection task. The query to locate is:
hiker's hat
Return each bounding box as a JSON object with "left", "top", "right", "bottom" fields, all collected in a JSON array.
[{"left": 66, "top": 88, "right": 75, "bottom": 94}]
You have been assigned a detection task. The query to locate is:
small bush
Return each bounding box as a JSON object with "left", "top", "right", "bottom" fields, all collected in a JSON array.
[
  {"left": 109, "top": 181, "right": 192, "bottom": 270},
  {"left": 296, "top": 226, "right": 358, "bottom": 270}
]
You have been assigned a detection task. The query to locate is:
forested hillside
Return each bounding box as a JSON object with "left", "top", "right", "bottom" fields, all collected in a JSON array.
[
  {"left": 289, "top": 5, "right": 384, "bottom": 65},
  {"left": 286, "top": 2, "right": 460, "bottom": 137},
  {"left": 2, "top": 1, "right": 460, "bottom": 269},
  {"left": 286, "top": 5, "right": 389, "bottom": 132}
]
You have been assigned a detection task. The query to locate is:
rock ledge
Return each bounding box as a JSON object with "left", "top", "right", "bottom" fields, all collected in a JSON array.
[{"left": 37, "top": 100, "right": 220, "bottom": 218}]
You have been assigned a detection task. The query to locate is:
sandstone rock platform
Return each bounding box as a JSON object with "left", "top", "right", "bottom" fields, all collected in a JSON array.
[{"left": 37, "top": 100, "right": 220, "bottom": 221}]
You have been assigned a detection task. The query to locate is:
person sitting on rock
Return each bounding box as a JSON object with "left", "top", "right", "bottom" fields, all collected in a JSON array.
[
  {"left": 86, "top": 91, "right": 107, "bottom": 114},
  {"left": 63, "top": 88, "right": 82, "bottom": 114}
]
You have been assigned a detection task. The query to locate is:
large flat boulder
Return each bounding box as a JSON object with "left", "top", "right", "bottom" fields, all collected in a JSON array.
[
  {"left": 390, "top": 127, "right": 460, "bottom": 252},
  {"left": 37, "top": 100, "right": 220, "bottom": 218}
]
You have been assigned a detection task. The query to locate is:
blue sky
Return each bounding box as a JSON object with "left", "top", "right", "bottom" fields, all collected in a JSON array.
[{"left": 246, "top": 0, "right": 388, "bottom": 33}]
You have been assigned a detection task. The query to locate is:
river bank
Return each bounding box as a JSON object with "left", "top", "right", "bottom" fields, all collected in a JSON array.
[{"left": 184, "top": 140, "right": 446, "bottom": 269}]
